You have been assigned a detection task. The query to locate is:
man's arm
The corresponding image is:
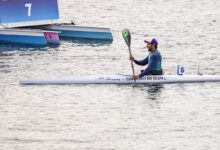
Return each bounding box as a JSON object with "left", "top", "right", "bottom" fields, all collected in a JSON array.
[{"left": 134, "top": 56, "right": 148, "bottom": 66}]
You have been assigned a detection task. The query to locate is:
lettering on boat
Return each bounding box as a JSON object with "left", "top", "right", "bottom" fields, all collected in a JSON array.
[
  {"left": 126, "top": 76, "right": 167, "bottom": 81},
  {"left": 153, "top": 76, "right": 167, "bottom": 80},
  {"left": 125, "top": 77, "right": 145, "bottom": 81},
  {"left": 105, "top": 77, "right": 111, "bottom": 80},
  {"left": 111, "top": 78, "right": 120, "bottom": 81},
  {"left": 103, "top": 77, "right": 120, "bottom": 81},
  {"left": 98, "top": 77, "right": 105, "bottom": 80},
  {"left": 126, "top": 77, "right": 133, "bottom": 81}
]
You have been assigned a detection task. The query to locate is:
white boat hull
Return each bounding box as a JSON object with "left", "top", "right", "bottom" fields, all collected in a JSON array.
[
  {"left": 35, "top": 24, "right": 113, "bottom": 40},
  {"left": 19, "top": 75, "right": 220, "bottom": 85}
]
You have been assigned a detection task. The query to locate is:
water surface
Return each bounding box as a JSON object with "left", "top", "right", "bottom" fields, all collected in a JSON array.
[{"left": 1, "top": 0, "right": 220, "bottom": 149}]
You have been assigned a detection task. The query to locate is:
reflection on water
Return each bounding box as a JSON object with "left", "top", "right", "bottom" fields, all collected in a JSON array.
[
  {"left": 140, "top": 84, "right": 164, "bottom": 102},
  {"left": 130, "top": 84, "right": 164, "bottom": 108},
  {"left": 60, "top": 37, "right": 113, "bottom": 46},
  {"left": 0, "top": 43, "right": 46, "bottom": 52}
]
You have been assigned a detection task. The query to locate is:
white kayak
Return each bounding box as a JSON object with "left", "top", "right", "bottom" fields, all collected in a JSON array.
[{"left": 19, "top": 74, "right": 220, "bottom": 85}]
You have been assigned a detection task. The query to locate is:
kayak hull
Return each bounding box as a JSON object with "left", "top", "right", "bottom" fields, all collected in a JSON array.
[{"left": 19, "top": 75, "right": 220, "bottom": 85}]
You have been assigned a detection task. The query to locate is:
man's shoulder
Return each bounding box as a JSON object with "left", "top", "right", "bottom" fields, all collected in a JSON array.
[{"left": 152, "top": 50, "right": 161, "bottom": 57}]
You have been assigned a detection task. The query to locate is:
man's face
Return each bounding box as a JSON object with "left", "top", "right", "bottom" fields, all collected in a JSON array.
[{"left": 147, "top": 43, "right": 152, "bottom": 52}]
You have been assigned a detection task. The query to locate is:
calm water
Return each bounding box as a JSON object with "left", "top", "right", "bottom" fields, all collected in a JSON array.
[{"left": 1, "top": 0, "right": 220, "bottom": 149}]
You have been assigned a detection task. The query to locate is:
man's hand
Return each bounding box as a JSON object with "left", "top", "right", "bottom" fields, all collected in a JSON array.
[
  {"left": 132, "top": 75, "right": 139, "bottom": 80},
  {"left": 129, "top": 55, "right": 135, "bottom": 61}
]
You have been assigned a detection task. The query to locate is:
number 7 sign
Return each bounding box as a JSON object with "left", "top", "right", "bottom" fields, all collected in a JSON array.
[
  {"left": 25, "top": 3, "right": 32, "bottom": 17},
  {"left": 0, "top": 0, "right": 59, "bottom": 27}
]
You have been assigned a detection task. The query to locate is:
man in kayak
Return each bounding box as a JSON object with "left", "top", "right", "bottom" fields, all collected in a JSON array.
[{"left": 130, "top": 38, "right": 162, "bottom": 80}]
